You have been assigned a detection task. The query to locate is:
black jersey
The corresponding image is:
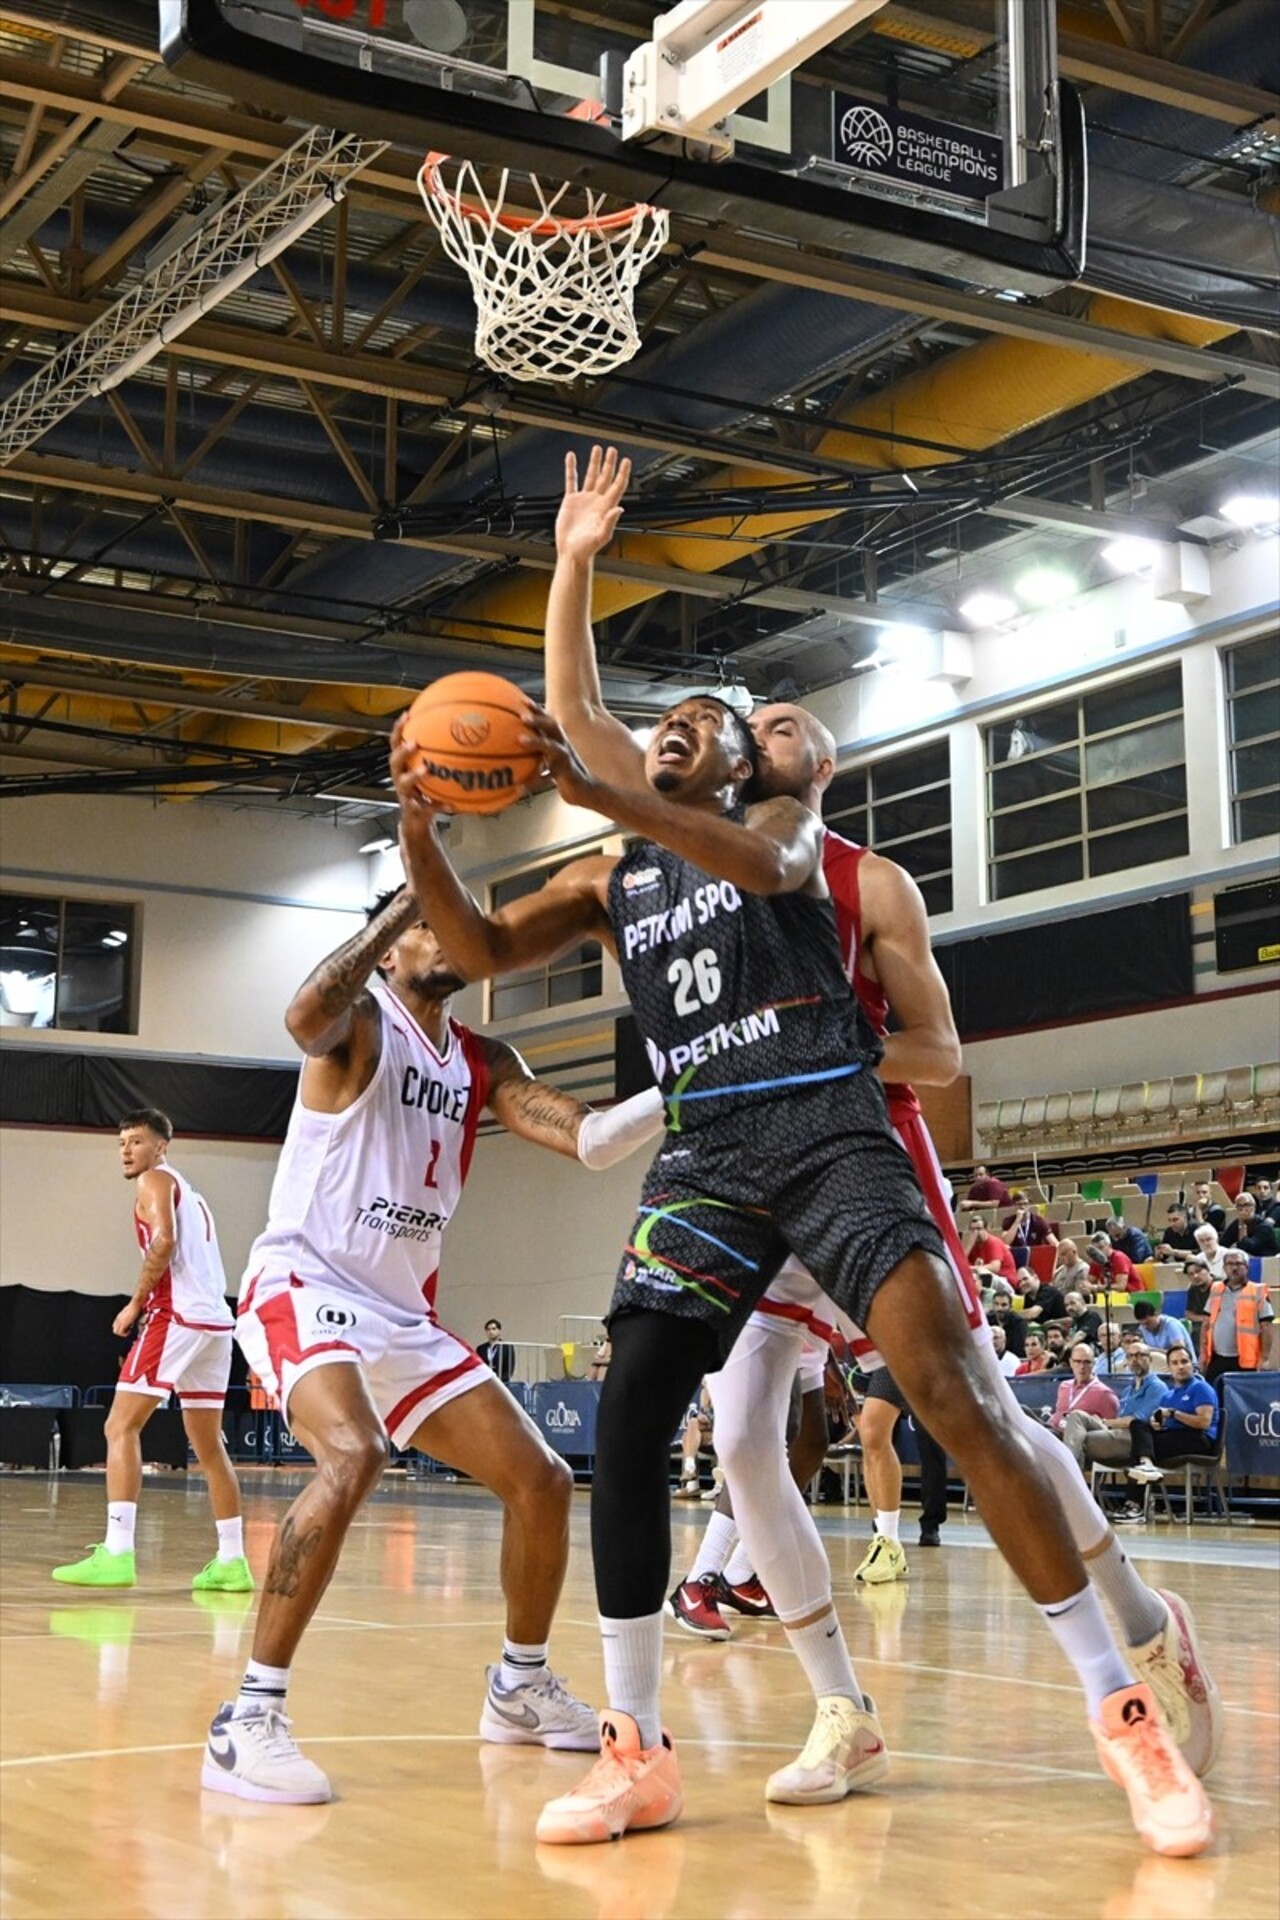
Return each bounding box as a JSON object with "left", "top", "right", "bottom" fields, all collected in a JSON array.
[{"left": 608, "top": 826, "right": 883, "bottom": 1132}]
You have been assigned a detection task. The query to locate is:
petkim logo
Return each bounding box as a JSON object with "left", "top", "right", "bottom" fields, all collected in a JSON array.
[
  {"left": 544, "top": 1401, "right": 582, "bottom": 1432},
  {"left": 839, "top": 103, "right": 894, "bottom": 169}
]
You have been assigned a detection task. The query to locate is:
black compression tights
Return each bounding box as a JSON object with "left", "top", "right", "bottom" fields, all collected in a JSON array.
[{"left": 590, "top": 1310, "right": 722, "bottom": 1619}]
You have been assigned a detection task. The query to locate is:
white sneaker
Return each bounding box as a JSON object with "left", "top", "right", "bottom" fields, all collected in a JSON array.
[
  {"left": 765, "top": 1693, "right": 890, "bottom": 1804},
  {"left": 1129, "top": 1462, "right": 1165, "bottom": 1482},
  {"left": 201, "top": 1703, "right": 331, "bottom": 1805},
  {"left": 1130, "top": 1590, "right": 1224, "bottom": 1779},
  {"left": 479, "top": 1665, "right": 599, "bottom": 1752}
]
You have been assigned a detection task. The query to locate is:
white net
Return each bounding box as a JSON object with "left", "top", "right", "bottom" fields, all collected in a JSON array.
[{"left": 418, "top": 157, "right": 670, "bottom": 384}]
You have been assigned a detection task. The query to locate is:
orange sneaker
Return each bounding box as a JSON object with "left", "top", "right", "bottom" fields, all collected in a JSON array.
[
  {"left": 535, "top": 1711, "right": 683, "bottom": 1846},
  {"left": 1091, "top": 1684, "right": 1214, "bottom": 1858}
]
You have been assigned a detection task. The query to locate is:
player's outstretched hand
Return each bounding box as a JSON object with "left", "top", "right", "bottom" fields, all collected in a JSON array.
[
  {"left": 520, "top": 702, "right": 601, "bottom": 810},
  {"left": 556, "top": 445, "right": 631, "bottom": 562}
]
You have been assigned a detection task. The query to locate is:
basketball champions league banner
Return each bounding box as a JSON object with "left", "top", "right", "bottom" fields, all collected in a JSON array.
[{"left": 831, "top": 94, "right": 1004, "bottom": 199}]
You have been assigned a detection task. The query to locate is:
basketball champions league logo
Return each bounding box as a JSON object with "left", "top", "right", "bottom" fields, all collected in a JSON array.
[{"left": 832, "top": 93, "right": 1003, "bottom": 199}]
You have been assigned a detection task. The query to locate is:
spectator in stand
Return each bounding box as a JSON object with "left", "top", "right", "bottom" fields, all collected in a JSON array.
[
  {"left": 1132, "top": 1301, "right": 1193, "bottom": 1361},
  {"left": 1246, "top": 1175, "right": 1280, "bottom": 1228},
  {"left": 1049, "top": 1347, "right": 1119, "bottom": 1436},
  {"left": 476, "top": 1318, "right": 517, "bottom": 1385},
  {"left": 1063, "top": 1291, "right": 1103, "bottom": 1351},
  {"left": 1087, "top": 1232, "right": 1138, "bottom": 1293},
  {"left": 1187, "top": 1182, "right": 1226, "bottom": 1236},
  {"left": 1221, "top": 1193, "right": 1279, "bottom": 1259},
  {"left": 1016, "top": 1329, "right": 1049, "bottom": 1375},
  {"left": 1052, "top": 1239, "right": 1092, "bottom": 1293},
  {"left": 966, "top": 1165, "right": 1013, "bottom": 1209},
  {"left": 1127, "top": 1346, "right": 1218, "bottom": 1484},
  {"left": 1044, "top": 1327, "right": 1071, "bottom": 1370},
  {"left": 990, "top": 1323, "right": 1021, "bottom": 1378},
  {"left": 1105, "top": 1215, "right": 1154, "bottom": 1265},
  {"left": 987, "top": 1283, "right": 1028, "bottom": 1359},
  {"left": 1000, "top": 1190, "right": 1058, "bottom": 1266},
  {"left": 587, "top": 1337, "right": 612, "bottom": 1382},
  {"left": 962, "top": 1211, "right": 1018, "bottom": 1284},
  {"left": 1191, "top": 1224, "right": 1225, "bottom": 1280},
  {"left": 1155, "top": 1206, "right": 1200, "bottom": 1266},
  {"left": 1094, "top": 1322, "right": 1129, "bottom": 1376},
  {"left": 1181, "top": 1259, "right": 1214, "bottom": 1344},
  {"left": 1018, "top": 1268, "right": 1068, "bottom": 1326},
  {"left": 1062, "top": 1346, "right": 1170, "bottom": 1472},
  {"left": 1200, "top": 1250, "right": 1277, "bottom": 1393}
]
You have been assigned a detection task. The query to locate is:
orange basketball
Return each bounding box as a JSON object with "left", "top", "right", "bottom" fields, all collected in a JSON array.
[{"left": 401, "top": 671, "right": 540, "bottom": 816}]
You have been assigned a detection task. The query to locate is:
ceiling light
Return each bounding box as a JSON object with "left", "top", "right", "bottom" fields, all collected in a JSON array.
[
  {"left": 100, "top": 930, "right": 128, "bottom": 948},
  {"left": 1016, "top": 566, "right": 1077, "bottom": 608},
  {"left": 1219, "top": 493, "right": 1279, "bottom": 532},
  {"left": 958, "top": 591, "right": 1016, "bottom": 627},
  {"left": 1102, "top": 537, "right": 1158, "bottom": 574},
  {"left": 359, "top": 836, "right": 396, "bottom": 856},
  {"left": 874, "top": 624, "right": 932, "bottom": 665}
]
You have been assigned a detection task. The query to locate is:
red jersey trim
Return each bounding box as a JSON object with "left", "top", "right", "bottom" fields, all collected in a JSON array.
[{"left": 385, "top": 1352, "right": 484, "bottom": 1439}]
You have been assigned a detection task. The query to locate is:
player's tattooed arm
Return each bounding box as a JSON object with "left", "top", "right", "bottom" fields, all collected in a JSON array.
[
  {"left": 286, "top": 886, "right": 420, "bottom": 1058},
  {"left": 482, "top": 1039, "right": 587, "bottom": 1159},
  {"left": 264, "top": 1515, "right": 324, "bottom": 1599}
]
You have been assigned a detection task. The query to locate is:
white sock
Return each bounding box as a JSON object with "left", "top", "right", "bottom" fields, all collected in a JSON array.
[
  {"left": 1039, "top": 1586, "right": 1133, "bottom": 1719},
  {"left": 216, "top": 1517, "right": 244, "bottom": 1562},
  {"left": 233, "top": 1658, "right": 290, "bottom": 1719},
  {"left": 681, "top": 1455, "right": 698, "bottom": 1485},
  {"left": 688, "top": 1511, "right": 737, "bottom": 1583},
  {"left": 600, "top": 1610, "right": 664, "bottom": 1750},
  {"left": 1088, "top": 1536, "right": 1166, "bottom": 1647},
  {"left": 499, "top": 1639, "right": 549, "bottom": 1689},
  {"left": 723, "top": 1539, "right": 756, "bottom": 1586},
  {"left": 874, "top": 1509, "right": 900, "bottom": 1544},
  {"left": 783, "top": 1609, "right": 860, "bottom": 1704},
  {"left": 105, "top": 1502, "right": 136, "bottom": 1554}
]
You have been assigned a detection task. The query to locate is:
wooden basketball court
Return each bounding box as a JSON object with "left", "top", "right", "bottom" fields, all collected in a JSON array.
[{"left": 3, "top": 1469, "right": 1276, "bottom": 1919}]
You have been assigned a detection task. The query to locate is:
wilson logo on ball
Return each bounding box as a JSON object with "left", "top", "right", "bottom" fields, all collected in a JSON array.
[
  {"left": 449, "top": 711, "right": 491, "bottom": 748},
  {"left": 418, "top": 755, "right": 516, "bottom": 796}
]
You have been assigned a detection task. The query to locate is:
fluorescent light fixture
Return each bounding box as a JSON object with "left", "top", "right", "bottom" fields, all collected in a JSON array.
[
  {"left": 1101, "top": 537, "right": 1158, "bottom": 574},
  {"left": 958, "top": 591, "right": 1016, "bottom": 627},
  {"left": 1219, "top": 493, "right": 1279, "bottom": 531},
  {"left": 874, "top": 624, "right": 932, "bottom": 665},
  {"left": 101, "top": 930, "right": 128, "bottom": 948},
  {"left": 1016, "top": 566, "right": 1077, "bottom": 608},
  {"left": 359, "top": 836, "right": 396, "bottom": 855}
]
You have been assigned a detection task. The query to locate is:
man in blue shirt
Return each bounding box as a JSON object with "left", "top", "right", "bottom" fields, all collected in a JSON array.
[
  {"left": 1128, "top": 1346, "right": 1219, "bottom": 1482},
  {"left": 1132, "top": 1300, "right": 1193, "bottom": 1357},
  {"left": 1062, "top": 1346, "right": 1170, "bottom": 1471},
  {"left": 1105, "top": 1215, "right": 1154, "bottom": 1264}
]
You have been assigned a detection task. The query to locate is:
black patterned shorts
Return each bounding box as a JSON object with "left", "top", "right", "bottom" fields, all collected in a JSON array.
[{"left": 608, "top": 1073, "right": 947, "bottom": 1361}]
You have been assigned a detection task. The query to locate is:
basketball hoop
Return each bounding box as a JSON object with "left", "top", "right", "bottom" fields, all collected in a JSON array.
[{"left": 417, "top": 153, "right": 669, "bottom": 384}]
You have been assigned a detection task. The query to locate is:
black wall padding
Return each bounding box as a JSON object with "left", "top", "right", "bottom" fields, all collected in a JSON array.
[
  {"left": 0, "top": 1285, "right": 248, "bottom": 1395},
  {"left": 935, "top": 894, "right": 1193, "bottom": 1040},
  {"left": 0, "top": 1048, "right": 295, "bottom": 1139}
]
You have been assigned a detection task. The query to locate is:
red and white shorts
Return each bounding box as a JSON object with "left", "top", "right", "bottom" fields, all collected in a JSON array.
[
  {"left": 236, "top": 1271, "right": 486, "bottom": 1448},
  {"left": 118, "top": 1310, "right": 233, "bottom": 1409}
]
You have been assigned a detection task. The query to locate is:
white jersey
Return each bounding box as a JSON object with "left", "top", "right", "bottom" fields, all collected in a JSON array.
[
  {"left": 136, "top": 1163, "right": 231, "bottom": 1330},
  {"left": 243, "top": 978, "right": 488, "bottom": 1325}
]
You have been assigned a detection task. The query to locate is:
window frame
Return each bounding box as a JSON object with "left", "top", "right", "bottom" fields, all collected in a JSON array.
[
  {"left": 485, "top": 849, "right": 606, "bottom": 1025},
  {"left": 824, "top": 736, "right": 953, "bottom": 916},
  {"left": 0, "top": 891, "right": 139, "bottom": 1034},
  {"left": 1223, "top": 630, "right": 1280, "bottom": 848},
  {"left": 984, "top": 665, "right": 1189, "bottom": 902}
]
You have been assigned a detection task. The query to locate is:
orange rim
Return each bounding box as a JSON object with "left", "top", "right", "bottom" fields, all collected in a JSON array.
[{"left": 419, "top": 152, "right": 658, "bottom": 237}]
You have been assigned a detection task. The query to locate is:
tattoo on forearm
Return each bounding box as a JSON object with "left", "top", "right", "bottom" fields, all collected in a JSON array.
[
  {"left": 265, "top": 1515, "right": 324, "bottom": 1598},
  {"left": 308, "top": 890, "right": 419, "bottom": 1019},
  {"left": 509, "top": 1083, "right": 581, "bottom": 1145}
]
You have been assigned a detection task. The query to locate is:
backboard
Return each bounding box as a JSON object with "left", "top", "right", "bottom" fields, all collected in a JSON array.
[{"left": 162, "top": 0, "right": 1084, "bottom": 297}]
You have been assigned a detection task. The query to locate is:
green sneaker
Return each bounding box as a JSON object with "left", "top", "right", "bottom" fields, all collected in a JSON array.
[
  {"left": 52, "top": 1544, "right": 136, "bottom": 1588},
  {"left": 192, "top": 1554, "right": 255, "bottom": 1594}
]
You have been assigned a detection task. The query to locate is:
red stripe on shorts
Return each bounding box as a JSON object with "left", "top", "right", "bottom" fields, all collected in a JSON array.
[
  {"left": 385, "top": 1352, "right": 484, "bottom": 1439},
  {"left": 120, "top": 1309, "right": 170, "bottom": 1386},
  {"left": 255, "top": 1290, "right": 360, "bottom": 1374}
]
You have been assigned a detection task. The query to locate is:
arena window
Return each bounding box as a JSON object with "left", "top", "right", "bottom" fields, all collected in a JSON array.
[
  {"left": 0, "top": 893, "right": 138, "bottom": 1034},
  {"left": 985, "top": 664, "right": 1188, "bottom": 902},
  {"left": 487, "top": 855, "right": 604, "bottom": 1022},
  {"left": 1224, "top": 632, "right": 1280, "bottom": 846},
  {"left": 825, "top": 737, "right": 953, "bottom": 916}
]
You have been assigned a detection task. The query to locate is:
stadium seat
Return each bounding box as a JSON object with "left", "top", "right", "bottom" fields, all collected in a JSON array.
[{"left": 1143, "top": 1078, "right": 1173, "bottom": 1126}]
